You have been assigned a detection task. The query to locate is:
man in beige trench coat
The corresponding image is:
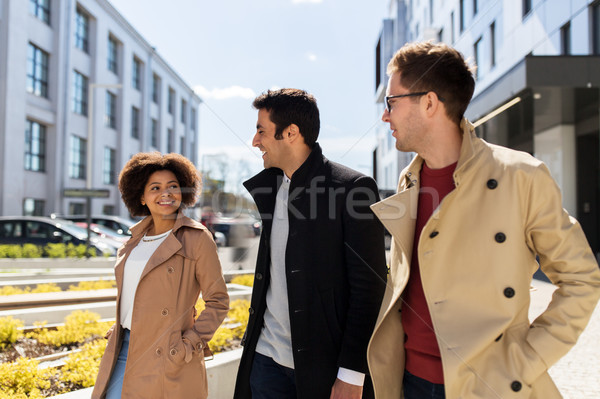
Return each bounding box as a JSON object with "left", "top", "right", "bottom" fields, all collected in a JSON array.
[{"left": 367, "top": 41, "right": 600, "bottom": 399}]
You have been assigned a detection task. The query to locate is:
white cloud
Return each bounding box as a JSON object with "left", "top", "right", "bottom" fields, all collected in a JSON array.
[
  {"left": 194, "top": 85, "right": 256, "bottom": 100},
  {"left": 307, "top": 53, "right": 318, "bottom": 62},
  {"left": 292, "top": 0, "right": 323, "bottom": 3}
]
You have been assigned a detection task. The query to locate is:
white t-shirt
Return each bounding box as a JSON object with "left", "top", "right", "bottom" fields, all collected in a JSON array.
[{"left": 120, "top": 229, "right": 172, "bottom": 329}]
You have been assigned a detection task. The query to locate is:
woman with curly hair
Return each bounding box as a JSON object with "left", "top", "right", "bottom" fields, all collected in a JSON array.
[{"left": 92, "top": 152, "right": 229, "bottom": 399}]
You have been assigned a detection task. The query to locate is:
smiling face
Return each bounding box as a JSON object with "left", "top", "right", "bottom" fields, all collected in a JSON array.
[
  {"left": 382, "top": 72, "right": 427, "bottom": 153},
  {"left": 252, "top": 108, "right": 291, "bottom": 170},
  {"left": 140, "top": 170, "right": 182, "bottom": 220}
]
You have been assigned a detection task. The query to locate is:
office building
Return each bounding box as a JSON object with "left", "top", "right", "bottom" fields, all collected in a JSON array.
[
  {"left": 374, "top": 0, "right": 600, "bottom": 254},
  {"left": 0, "top": 0, "right": 201, "bottom": 217}
]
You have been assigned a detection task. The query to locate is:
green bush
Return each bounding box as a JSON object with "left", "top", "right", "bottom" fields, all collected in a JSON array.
[
  {"left": 230, "top": 274, "right": 254, "bottom": 287},
  {"left": 0, "top": 317, "right": 24, "bottom": 349},
  {"left": 0, "top": 243, "right": 99, "bottom": 258},
  {"left": 20, "top": 244, "right": 42, "bottom": 258}
]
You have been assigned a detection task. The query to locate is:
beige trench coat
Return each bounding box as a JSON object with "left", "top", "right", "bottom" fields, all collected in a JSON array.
[
  {"left": 92, "top": 213, "right": 229, "bottom": 399},
  {"left": 367, "top": 119, "right": 600, "bottom": 399}
]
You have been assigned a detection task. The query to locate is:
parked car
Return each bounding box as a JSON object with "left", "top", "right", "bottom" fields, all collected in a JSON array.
[
  {"left": 74, "top": 222, "right": 130, "bottom": 244},
  {"left": 212, "top": 216, "right": 257, "bottom": 247},
  {"left": 0, "top": 216, "right": 119, "bottom": 256},
  {"left": 50, "top": 214, "right": 136, "bottom": 236}
]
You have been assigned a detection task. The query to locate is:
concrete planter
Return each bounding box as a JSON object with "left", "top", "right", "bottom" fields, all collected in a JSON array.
[{"left": 49, "top": 348, "right": 243, "bottom": 398}]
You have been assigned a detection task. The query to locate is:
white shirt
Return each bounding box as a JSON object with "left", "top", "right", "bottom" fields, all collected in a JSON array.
[{"left": 120, "top": 229, "right": 171, "bottom": 329}]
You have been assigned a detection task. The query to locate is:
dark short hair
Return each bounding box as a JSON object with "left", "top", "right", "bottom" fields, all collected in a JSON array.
[
  {"left": 387, "top": 41, "right": 475, "bottom": 126},
  {"left": 252, "top": 88, "right": 320, "bottom": 148},
  {"left": 119, "top": 152, "right": 201, "bottom": 216}
]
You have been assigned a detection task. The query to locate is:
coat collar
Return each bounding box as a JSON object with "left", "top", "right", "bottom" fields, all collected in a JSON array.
[{"left": 116, "top": 211, "right": 204, "bottom": 285}]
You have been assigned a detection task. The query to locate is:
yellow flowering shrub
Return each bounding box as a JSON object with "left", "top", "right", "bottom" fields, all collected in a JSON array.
[
  {"left": 30, "top": 283, "right": 61, "bottom": 293},
  {"left": 0, "top": 317, "right": 23, "bottom": 349},
  {"left": 28, "top": 311, "right": 113, "bottom": 347},
  {"left": 230, "top": 274, "right": 254, "bottom": 287},
  {"left": 69, "top": 280, "right": 116, "bottom": 291},
  {"left": 0, "top": 286, "right": 28, "bottom": 296},
  {"left": 60, "top": 339, "right": 107, "bottom": 390},
  {"left": 0, "top": 357, "right": 54, "bottom": 398}
]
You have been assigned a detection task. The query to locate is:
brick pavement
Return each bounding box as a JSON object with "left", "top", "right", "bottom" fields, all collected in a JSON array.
[{"left": 530, "top": 279, "right": 600, "bottom": 399}]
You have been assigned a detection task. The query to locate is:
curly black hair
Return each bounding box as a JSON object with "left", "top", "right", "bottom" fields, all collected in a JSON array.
[{"left": 119, "top": 152, "right": 201, "bottom": 216}]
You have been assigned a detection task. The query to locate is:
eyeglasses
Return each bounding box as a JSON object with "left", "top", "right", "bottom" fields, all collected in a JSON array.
[{"left": 385, "top": 91, "right": 444, "bottom": 112}]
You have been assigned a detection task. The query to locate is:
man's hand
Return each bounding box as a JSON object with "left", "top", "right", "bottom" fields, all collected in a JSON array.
[{"left": 330, "top": 378, "right": 363, "bottom": 399}]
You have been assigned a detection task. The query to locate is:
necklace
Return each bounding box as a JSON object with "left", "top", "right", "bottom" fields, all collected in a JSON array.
[{"left": 142, "top": 231, "right": 170, "bottom": 242}]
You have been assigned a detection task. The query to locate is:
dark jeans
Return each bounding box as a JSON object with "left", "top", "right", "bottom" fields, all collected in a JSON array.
[
  {"left": 403, "top": 370, "right": 445, "bottom": 399},
  {"left": 250, "top": 352, "right": 297, "bottom": 399}
]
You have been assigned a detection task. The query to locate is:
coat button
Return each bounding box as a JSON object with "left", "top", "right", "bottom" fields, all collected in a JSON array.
[
  {"left": 511, "top": 381, "right": 522, "bottom": 392},
  {"left": 487, "top": 179, "right": 498, "bottom": 189},
  {"left": 248, "top": 307, "right": 255, "bottom": 315},
  {"left": 256, "top": 273, "right": 263, "bottom": 280},
  {"left": 167, "top": 266, "right": 174, "bottom": 273},
  {"left": 161, "top": 308, "right": 169, "bottom": 316},
  {"left": 504, "top": 287, "right": 515, "bottom": 298},
  {"left": 495, "top": 232, "right": 506, "bottom": 243},
  {"left": 429, "top": 231, "right": 439, "bottom": 238},
  {"left": 196, "top": 342, "right": 203, "bottom": 350},
  {"left": 155, "top": 347, "right": 162, "bottom": 356},
  {"left": 170, "top": 348, "right": 178, "bottom": 356}
]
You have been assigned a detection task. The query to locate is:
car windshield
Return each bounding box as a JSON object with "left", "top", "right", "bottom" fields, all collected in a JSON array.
[{"left": 55, "top": 222, "right": 89, "bottom": 240}]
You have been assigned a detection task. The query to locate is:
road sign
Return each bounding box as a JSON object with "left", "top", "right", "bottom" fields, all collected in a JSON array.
[{"left": 63, "top": 188, "right": 110, "bottom": 198}]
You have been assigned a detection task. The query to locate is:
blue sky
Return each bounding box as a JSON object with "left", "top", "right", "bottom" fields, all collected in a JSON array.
[{"left": 109, "top": 0, "right": 389, "bottom": 190}]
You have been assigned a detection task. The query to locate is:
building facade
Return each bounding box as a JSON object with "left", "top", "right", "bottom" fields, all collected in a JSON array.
[
  {"left": 375, "top": 0, "right": 600, "bottom": 255},
  {"left": 0, "top": 0, "right": 200, "bottom": 218}
]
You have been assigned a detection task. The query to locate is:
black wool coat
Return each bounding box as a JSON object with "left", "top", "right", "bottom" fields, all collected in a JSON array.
[{"left": 233, "top": 144, "right": 387, "bottom": 399}]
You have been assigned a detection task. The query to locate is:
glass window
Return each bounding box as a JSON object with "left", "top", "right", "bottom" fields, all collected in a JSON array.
[
  {"left": 473, "top": 0, "right": 478, "bottom": 16},
  {"left": 69, "top": 135, "right": 86, "bottom": 179},
  {"left": 560, "top": 22, "right": 571, "bottom": 55},
  {"left": 151, "top": 119, "right": 158, "bottom": 147},
  {"left": 167, "top": 128, "right": 173, "bottom": 153},
  {"left": 0, "top": 221, "right": 23, "bottom": 238},
  {"left": 490, "top": 21, "right": 496, "bottom": 67},
  {"left": 25, "top": 119, "right": 46, "bottom": 172},
  {"left": 75, "top": 7, "right": 89, "bottom": 53},
  {"left": 69, "top": 202, "right": 85, "bottom": 215},
  {"left": 27, "top": 43, "right": 49, "bottom": 98},
  {"left": 474, "top": 36, "right": 483, "bottom": 80},
  {"left": 181, "top": 99, "right": 187, "bottom": 123},
  {"left": 108, "top": 35, "right": 118, "bottom": 73},
  {"left": 29, "top": 0, "right": 50, "bottom": 24},
  {"left": 523, "top": 0, "right": 532, "bottom": 17},
  {"left": 105, "top": 92, "right": 117, "bottom": 128},
  {"left": 180, "top": 136, "right": 185, "bottom": 155},
  {"left": 72, "top": 70, "right": 88, "bottom": 115},
  {"left": 593, "top": 2, "right": 600, "bottom": 55},
  {"left": 168, "top": 88, "right": 175, "bottom": 114},
  {"left": 103, "top": 147, "right": 116, "bottom": 184},
  {"left": 23, "top": 199, "right": 45, "bottom": 216},
  {"left": 131, "top": 107, "right": 140, "bottom": 139},
  {"left": 152, "top": 74, "right": 160, "bottom": 103},
  {"left": 459, "top": 0, "right": 465, "bottom": 33},
  {"left": 190, "top": 108, "right": 196, "bottom": 131},
  {"left": 132, "top": 57, "right": 141, "bottom": 90}
]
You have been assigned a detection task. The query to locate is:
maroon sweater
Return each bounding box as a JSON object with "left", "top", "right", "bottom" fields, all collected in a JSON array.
[{"left": 402, "top": 161, "right": 457, "bottom": 384}]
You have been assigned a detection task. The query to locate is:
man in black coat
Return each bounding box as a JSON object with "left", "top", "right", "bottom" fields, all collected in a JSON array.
[{"left": 233, "top": 88, "right": 387, "bottom": 399}]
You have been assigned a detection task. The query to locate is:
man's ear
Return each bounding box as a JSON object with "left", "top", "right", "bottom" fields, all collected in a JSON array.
[
  {"left": 287, "top": 124, "right": 300, "bottom": 141},
  {"left": 423, "top": 92, "right": 441, "bottom": 117}
]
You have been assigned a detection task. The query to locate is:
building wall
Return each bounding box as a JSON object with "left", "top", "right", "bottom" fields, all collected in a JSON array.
[{"left": 0, "top": 0, "right": 201, "bottom": 217}]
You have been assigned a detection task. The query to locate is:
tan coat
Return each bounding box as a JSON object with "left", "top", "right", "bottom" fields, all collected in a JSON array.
[
  {"left": 92, "top": 213, "right": 229, "bottom": 399},
  {"left": 367, "top": 119, "right": 600, "bottom": 399}
]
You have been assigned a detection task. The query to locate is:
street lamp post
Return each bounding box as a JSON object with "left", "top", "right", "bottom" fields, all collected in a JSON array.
[{"left": 85, "top": 83, "right": 122, "bottom": 254}]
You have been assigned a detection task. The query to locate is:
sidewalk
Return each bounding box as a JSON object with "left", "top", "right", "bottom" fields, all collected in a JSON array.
[{"left": 530, "top": 279, "right": 600, "bottom": 399}]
